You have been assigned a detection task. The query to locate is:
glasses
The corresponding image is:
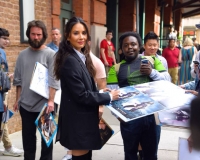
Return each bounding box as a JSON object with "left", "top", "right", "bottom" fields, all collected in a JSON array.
[{"left": 0, "top": 37, "right": 10, "bottom": 41}]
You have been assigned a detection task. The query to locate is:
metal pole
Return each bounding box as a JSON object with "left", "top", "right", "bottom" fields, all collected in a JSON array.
[
  {"left": 160, "top": 4, "right": 164, "bottom": 48},
  {"left": 116, "top": 0, "right": 119, "bottom": 62},
  {"left": 136, "top": 0, "right": 139, "bottom": 33}
]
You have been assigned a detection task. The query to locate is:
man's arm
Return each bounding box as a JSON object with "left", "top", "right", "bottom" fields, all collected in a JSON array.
[
  {"left": 149, "top": 69, "right": 171, "bottom": 81},
  {"left": 140, "top": 61, "right": 171, "bottom": 81},
  {"left": 100, "top": 48, "right": 108, "bottom": 66},
  {"left": 96, "top": 78, "right": 107, "bottom": 118},
  {"left": 13, "top": 86, "right": 21, "bottom": 112},
  {"left": 46, "top": 87, "right": 56, "bottom": 114}
]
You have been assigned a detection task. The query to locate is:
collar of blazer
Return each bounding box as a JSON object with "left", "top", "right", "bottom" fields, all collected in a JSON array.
[{"left": 71, "top": 51, "right": 93, "bottom": 85}]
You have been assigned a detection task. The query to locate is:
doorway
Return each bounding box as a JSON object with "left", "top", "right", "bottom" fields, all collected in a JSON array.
[{"left": 60, "top": 0, "right": 73, "bottom": 35}]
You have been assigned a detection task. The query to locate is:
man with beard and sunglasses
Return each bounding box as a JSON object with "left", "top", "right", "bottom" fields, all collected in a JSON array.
[{"left": 13, "top": 20, "right": 60, "bottom": 160}]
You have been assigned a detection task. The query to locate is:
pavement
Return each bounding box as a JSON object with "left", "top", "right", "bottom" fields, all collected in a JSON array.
[{"left": 0, "top": 107, "right": 190, "bottom": 160}]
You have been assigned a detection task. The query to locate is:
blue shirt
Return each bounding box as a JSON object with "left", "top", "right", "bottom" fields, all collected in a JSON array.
[
  {"left": 0, "top": 48, "right": 8, "bottom": 72},
  {"left": 73, "top": 48, "right": 86, "bottom": 65},
  {"left": 46, "top": 42, "right": 59, "bottom": 52}
]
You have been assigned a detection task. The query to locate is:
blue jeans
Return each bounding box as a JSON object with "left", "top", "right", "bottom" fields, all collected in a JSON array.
[{"left": 120, "top": 115, "right": 158, "bottom": 160}]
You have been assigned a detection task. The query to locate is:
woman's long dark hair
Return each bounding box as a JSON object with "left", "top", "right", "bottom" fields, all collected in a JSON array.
[{"left": 54, "top": 17, "right": 96, "bottom": 80}]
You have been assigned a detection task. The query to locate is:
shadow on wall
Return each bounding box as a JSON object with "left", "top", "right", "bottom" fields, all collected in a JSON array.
[{"left": 95, "top": 38, "right": 100, "bottom": 58}]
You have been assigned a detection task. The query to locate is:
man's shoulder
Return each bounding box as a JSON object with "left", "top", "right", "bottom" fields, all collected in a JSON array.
[
  {"left": 162, "top": 47, "right": 169, "bottom": 51},
  {"left": 100, "top": 39, "right": 107, "bottom": 44},
  {"left": 156, "top": 54, "right": 167, "bottom": 62},
  {"left": 90, "top": 53, "right": 104, "bottom": 67},
  {"left": 90, "top": 52, "right": 100, "bottom": 62},
  {"left": 174, "top": 47, "right": 180, "bottom": 52},
  {"left": 101, "top": 39, "right": 106, "bottom": 42},
  {"left": 19, "top": 47, "right": 31, "bottom": 54},
  {"left": 46, "top": 42, "right": 53, "bottom": 47},
  {"left": 44, "top": 46, "right": 55, "bottom": 54}
]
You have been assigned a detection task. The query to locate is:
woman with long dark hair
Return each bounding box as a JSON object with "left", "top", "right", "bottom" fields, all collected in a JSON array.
[{"left": 54, "top": 17, "right": 119, "bottom": 160}]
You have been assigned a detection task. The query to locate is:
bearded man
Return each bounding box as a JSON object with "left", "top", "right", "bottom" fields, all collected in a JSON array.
[{"left": 13, "top": 20, "right": 60, "bottom": 160}]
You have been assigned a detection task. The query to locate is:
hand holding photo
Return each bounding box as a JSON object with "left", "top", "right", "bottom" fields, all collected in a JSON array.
[{"left": 35, "top": 103, "right": 57, "bottom": 147}]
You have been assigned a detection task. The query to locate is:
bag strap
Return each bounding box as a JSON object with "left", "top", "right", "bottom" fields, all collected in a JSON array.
[{"left": 114, "top": 63, "right": 121, "bottom": 74}]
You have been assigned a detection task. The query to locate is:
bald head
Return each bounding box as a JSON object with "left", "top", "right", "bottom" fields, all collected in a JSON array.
[{"left": 51, "top": 28, "right": 61, "bottom": 45}]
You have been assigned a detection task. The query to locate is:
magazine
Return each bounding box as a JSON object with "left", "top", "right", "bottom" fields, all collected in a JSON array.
[
  {"left": 35, "top": 103, "right": 57, "bottom": 147},
  {"left": 99, "top": 118, "right": 114, "bottom": 148},
  {"left": 106, "top": 81, "right": 195, "bottom": 122},
  {"left": 30, "top": 62, "right": 61, "bottom": 105},
  {"left": 178, "top": 138, "right": 200, "bottom": 160}
]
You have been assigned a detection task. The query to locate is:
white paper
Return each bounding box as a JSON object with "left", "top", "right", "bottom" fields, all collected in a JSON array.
[
  {"left": 178, "top": 138, "right": 200, "bottom": 160},
  {"left": 29, "top": 62, "right": 61, "bottom": 105}
]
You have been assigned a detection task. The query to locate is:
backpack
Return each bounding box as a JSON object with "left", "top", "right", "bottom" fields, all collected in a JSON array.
[
  {"left": 0, "top": 54, "right": 10, "bottom": 93},
  {"left": 0, "top": 71, "right": 10, "bottom": 93}
]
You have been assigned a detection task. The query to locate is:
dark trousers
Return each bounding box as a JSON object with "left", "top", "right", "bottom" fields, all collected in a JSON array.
[
  {"left": 0, "top": 112, "right": 2, "bottom": 125},
  {"left": 20, "top": 106, "right": 53, "bottom": 160},
  {"left": 120, "top": 115, "right": 158, "bottom": 160}
]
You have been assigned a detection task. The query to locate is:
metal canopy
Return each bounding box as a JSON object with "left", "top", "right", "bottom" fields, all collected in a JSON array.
[{"left": 173, "top": 0, "right": 200, "bottom": 18}]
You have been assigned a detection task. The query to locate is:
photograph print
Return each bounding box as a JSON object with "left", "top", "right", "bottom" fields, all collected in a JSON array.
[
  {"left": 35, "top": 103, "right": 57, "bottom": 147},
  {"left": 99, "top": 118, "right": 114, "bottom": 148},
  {"left": 106, "top": 86, "right": 166, "bottom": 122}
]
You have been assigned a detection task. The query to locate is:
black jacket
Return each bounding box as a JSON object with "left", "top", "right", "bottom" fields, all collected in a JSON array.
[{"left": 56, "top": 51, "right": 110, "bottom": 150}]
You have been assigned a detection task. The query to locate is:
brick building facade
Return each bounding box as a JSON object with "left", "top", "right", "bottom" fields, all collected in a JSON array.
[{"left": 0, "top": 0, "right": 181, "bottom": 133}]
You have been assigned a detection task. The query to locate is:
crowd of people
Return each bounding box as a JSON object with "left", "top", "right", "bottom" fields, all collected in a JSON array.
[{"left": 0, "top": 16, "right": 199, "bottom": 160}]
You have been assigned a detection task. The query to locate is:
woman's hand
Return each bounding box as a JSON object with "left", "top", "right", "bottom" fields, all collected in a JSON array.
[
  {"left": 110, "top": 90, "right": 120, "bottom": 101},
  {"left": 102, "top": 88, "right": 111, "bottom": 92}
]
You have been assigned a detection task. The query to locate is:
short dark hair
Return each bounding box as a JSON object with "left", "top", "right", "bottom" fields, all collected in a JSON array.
[
  {"left": 168, "top": 39, "right": 175, "bottom": 43},
  {"left": 144, "top": 31, "right": 159, "bottom": 44},
  {"left": 106, "top": 30, "right": 113, "bottom": 35},
  {"left": 52, "top": 28, "right": 60, "bottom": 32},
  {"left": 26, "top": 20, "right": 48, "bottom": 40},
  {"left": 119, "top": 31, "right": 142, "bottom": 50},
  {"left": 0, "top": 28, "right": 9, "bottom": 37}
]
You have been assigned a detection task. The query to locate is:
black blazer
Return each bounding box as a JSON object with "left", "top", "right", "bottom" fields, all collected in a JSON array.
[{"left": 56, "top": 51, "right": 110, "bottom": 150}]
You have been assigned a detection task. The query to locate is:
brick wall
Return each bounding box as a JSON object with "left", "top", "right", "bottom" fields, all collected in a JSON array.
[
  {"left": 164, "top": 0, "right": 173, "bottom": 25},
  {"left": 52, "top": 0, "right": 60, "bottom": 29},
  {"left": 119, "top": 0, "right": 136, "bottom": 33},
  {"left": 145, "top": 0, "right": 157, "bottom": 35},
  {"left": 0, "top": 0, "right": 53, "bottom": 134},
  {"left": 73, "top": 0, "right": 91, "bottom": 31},
  {"left": 90, "top": 0, "right": 106, "bottom": 26}
]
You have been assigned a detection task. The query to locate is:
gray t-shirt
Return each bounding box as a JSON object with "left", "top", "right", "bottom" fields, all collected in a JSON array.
[{"left": 13, "top": 47, "right": 60, "bottom": 112}]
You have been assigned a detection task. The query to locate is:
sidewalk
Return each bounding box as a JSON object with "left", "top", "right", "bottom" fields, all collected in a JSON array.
[{"left": 0, "top": 107, "right": 190, "bottom": 160}]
